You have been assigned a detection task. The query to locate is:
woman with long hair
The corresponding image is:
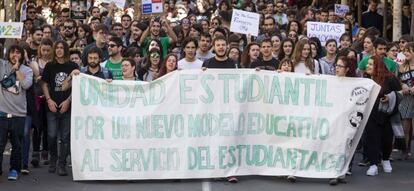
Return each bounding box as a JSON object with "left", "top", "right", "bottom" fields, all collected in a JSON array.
[
  {"left": 362, "top": 35, "right": 376, "bottom": 58},
  {"left": 228, "top": 47, "right": 242, "bottom": 66},
  {"left": 398, "top": 42, "right": 414, "bottom": 159},
  {"left": 365, "top": 55, "right": 402, "bottom": 176},
  {"left": 271, "top": 34, "right": 282, "bottom": 59},
  {"left": 158, "top": 53, "right": 178, "bottom": 78},
  {"left": 27, "top": 38, "right": 54, "bottom": 168},
  {"left": 292, "top": 39, "right": 320, "bottom": 74},
  {"left": 138, "top": 48, "right": 163, "bottom": 81},
  {"left": 240, "top": 42, "right": 260, "bottom": 68},
  {"left": 278, "top": 39, "right": 294, "bottom": 60}
]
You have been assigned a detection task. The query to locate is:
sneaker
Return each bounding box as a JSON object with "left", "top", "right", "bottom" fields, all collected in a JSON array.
[
  {"left": 58, "top": 166, "right": 68, "bottom": 176},
  {"left": 358, "top": 159, "right": 370, "bottom": 167},
  {"left": 48, "top": 165, "right": 56, "bottom": 173},
  {"left": 31, "top": 152, "right": 40, "bottom": 167},
  {"left": 346, "top": 170, "right": 352, "bottom": 176},
  {"left": 21, "top": 165, "right": 30, "bottom": 175},
  {"left": 329, "top": 178, "right": 338, "bottom": 186},
  {"left": 226, "top": 176, "right": 238, "bottom": 183},
  {"left": 287, "top": 175, "right": 296, "bottom": 183},
  {"left": 8, "top": 170, "right": 18, "bottom": 181},
  {"left": 366, "top": 165, "right": 378, "bottom": 176},
  {"left": 382, "top": 160, "right": 392, "bottom": 173}
]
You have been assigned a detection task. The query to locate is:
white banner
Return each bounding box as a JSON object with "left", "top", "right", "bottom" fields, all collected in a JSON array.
[
  {"left": 0, "top": 22, "right": 24, "bottom": 39},
  {"left": 307, "top": 22, "right": 345, "bottom": 46},
  {"left": 101, "top": 0, "right": 125, "bottom": 9},
  {"left": 71, "top": 70, "right": 380, "bottom": 181},
  {"left": 230, "top": 9, "right": 260, "bottom": 36}
]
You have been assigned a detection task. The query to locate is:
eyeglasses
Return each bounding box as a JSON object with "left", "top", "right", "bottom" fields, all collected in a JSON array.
[
  {"left": 150, "top": 53, "right": 160, "bottom": 58},
  {"left": 335, "top": 64, "right": 347, "bottom": 68},
  {"left": 108, "top": 44, "right": 118, "bottom": 48}
]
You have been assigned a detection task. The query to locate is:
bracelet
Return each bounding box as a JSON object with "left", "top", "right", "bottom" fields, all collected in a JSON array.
[{"left": 46, "top": 97, "right": 51, "bottom": 101}]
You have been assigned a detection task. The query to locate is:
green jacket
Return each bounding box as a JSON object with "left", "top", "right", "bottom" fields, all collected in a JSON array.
[{"left": 357, "top": 56, "right": 397, "bottom": 73}]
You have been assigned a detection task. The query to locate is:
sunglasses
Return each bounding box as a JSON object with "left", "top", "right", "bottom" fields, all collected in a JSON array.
[
  {"left": 108, "top": 44, "right": 118, "bottom": 48},
  {"left": 28, "top": 11, "right": 36, "bottom": 14},
  {"left": 400, "top": 40, "right": 407, "bottom": 43},
  {"left": 64, "top": 26, "right": 73, "bottom": 30},
  {"left": 150, "top": 53, "right": 160, "bottom": 58}
]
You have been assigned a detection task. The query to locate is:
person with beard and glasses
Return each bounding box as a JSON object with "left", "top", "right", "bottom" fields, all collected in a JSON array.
[
  {"left": 61, "top": 19, "right": 77, "bottom": 48},
  {"left": 101, "top": 36, "right": 123, "bottom": 80},
  {"left": 26, "top": 27, "right": 43, "bottom": 61},
  {"left": 250, "top": 39, "right": 279, "bottom": 71},
  {"left": 62, "top": 47, "right": 113, "bottom": 91},
  {"left": 196, "top": 33, "right": 214, "bottom": 62},
  {"left": 41, "top": 40, "right": 78, "bottom": 176},
  {"left": 25, "top": 6, "right": 45, "bottom": 28},
  {"left": 0, "top": 45, "right": 33, "bottom": 181},
  {"left": 81, "top": 24, "right": 109, "bottom": 66},
  {"left": 202, "top": 36, "right": 239, "bottom": 69},
  {"left": 140, "top": 17, "right": 178, "bottom": 58},
  {"left": 178, "top": 38, "right": 203, "bottom": 70}
]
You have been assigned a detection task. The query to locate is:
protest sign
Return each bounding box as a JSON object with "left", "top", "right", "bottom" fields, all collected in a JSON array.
[
  {"left": 71, "top": 0, "right": 88, "bottom": 20},
  {"left": 230, "top": 9, "right": 260, "bottom": 36},
  {"left": 335, "top": 4, "right": 350, "bottom": 16},
  {"left": 0, "top": 22, "right": 24, "bottom": 39},
  {"left": 307, "top": 22, "right": 345, "bottom": 46},
  {"left": 71, "top": 70, "right": 380, "bottom": 180},
  {"left": 101, "top": 0, "right": 126, "bottom": 9},
  {"left": 142, "top": 0, "right": 163, "bottom": 14}
]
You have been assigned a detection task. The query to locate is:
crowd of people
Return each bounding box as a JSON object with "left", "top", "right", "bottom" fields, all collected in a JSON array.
[{"left": 0, "top": 0, "right": 413, "bottom": 186}]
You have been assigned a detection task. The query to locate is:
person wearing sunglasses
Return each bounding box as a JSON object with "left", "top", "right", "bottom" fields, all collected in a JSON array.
[
  {"left": 137, "top": 48, "right": 163, "bottom": 82},
  {"left": 101, "top": 36, "right": 124, "bottom": 80},
  {"left": 61, "top": 19, "right": 77, "bottom": 48},
  {"left": 0, "top": 45, "right": 34, "bottom": 181}
]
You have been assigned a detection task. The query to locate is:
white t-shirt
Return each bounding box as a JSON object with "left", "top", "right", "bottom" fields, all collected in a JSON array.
[
  {"left": 294, "top": 60, "right": 321, "bottom": 74},
  {"left": 178, "top": 58, "right": 203, "bottom": 70}
]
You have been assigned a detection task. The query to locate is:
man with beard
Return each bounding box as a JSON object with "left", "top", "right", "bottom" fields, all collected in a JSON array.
[
  {"left": 26, "top": 27, "right": 43, "bottom": 61},
  {"left": 26, "top": 6, "right": 45, "bottom": 27},
  {"left": 62, "top": 48, "right": 113, "bottom": 91},
  {"left": 140, "top": 17, "right": 177, "bottom": 58},
  {"left": 0, "top": 45, "right": 33, "bottom": 181},
  {"left": 250, "top": 39, "right": 279, "bottom": 70},
  {"left": 196, "top": 33, "right": 214, "bottom": 62},
  {"left": 202, "top": 36, "right": 239, "bottom": 69},
  {"left": 257, "top": 17, "right": 278, "bottom": 43},
  {"left": 82, "top": 24, "right": 109, "bottom": 66},
  {"left": 101, "top": 36, "right": 123, "bottom": 80},
  {"left": 61, "top": 19, "right": 77, "bottom": 48}
]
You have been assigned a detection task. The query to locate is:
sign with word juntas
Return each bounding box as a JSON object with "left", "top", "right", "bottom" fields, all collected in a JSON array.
[
  {"left": 0, "top": 22, "right": 24, "bottom": 38},
  {"left": 71, "top": 70, "right": 380, "bottom": 180},
  {"left": 230, "top": 9, "right": 260, "bottom": 36},
  {"left": 142, "top": 0, "right": 163, "bottom": 14},
  {"left": 307, "top": 21, "right": 346, "bottom": 46}
]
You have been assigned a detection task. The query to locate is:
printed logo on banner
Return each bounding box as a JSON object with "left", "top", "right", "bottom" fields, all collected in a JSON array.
[
  {"left": 348, "top": 111, "right": 364, "bottom": 128},
  {"left": 350, "top": 87, "right": 369, "bottom": 105}
]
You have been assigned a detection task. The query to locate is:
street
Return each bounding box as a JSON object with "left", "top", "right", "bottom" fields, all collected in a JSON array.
[{"left": 2, "top": 152, "right": 414, "bottom": 191}]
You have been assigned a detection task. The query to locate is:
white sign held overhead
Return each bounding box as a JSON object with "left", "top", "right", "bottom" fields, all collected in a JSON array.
[
  {"left": 230, "top": 9, "right": 260, "bottom": 36},
  {"left": 334, "top": 4, "right": 350, "bottom": 16},
  {"left": 101, "top": 0, "right": 126, "bottom": 9},
  {"left": 307, "top": 21, "right": 346, "bottom": 46},
  {"left": 0, "top": 22, "right": 24, "bottom": 38}
]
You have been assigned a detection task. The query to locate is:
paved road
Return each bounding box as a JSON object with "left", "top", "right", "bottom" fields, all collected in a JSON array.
[{"left": 2, "top": 152, "right": 414, "bottom": 191}]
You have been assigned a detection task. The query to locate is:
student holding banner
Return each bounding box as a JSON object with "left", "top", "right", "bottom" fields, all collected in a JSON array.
[{"left": 292, "top": 39, "right": 320, "bottom": 74}]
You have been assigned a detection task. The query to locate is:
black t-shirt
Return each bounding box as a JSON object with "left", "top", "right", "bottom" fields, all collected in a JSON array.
[
  {"left": 26, "top": 47, "right": 38, "bottom": 61},
  {"left": 83, "top": 66, "right": 113, "bottom": 79},
  {"left": 202, "top": 57, "right": 238, "bottom": 69},
  {"left": 250, "top": 57, "right": 279, "bottom": 70},
  {"left": 42, "top": 61, "right": 79, "bottom": 108}
]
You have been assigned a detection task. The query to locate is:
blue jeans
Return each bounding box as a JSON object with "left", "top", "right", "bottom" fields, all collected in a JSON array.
[
  {"left": 22, "top": 116, "right": 32, "bottom": 167},
  {"left": 0, "top": 117, "right": 25, "bottom": 173},
  {"left": 47, "top": 112, "right": 71, "bottom": 167}
]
